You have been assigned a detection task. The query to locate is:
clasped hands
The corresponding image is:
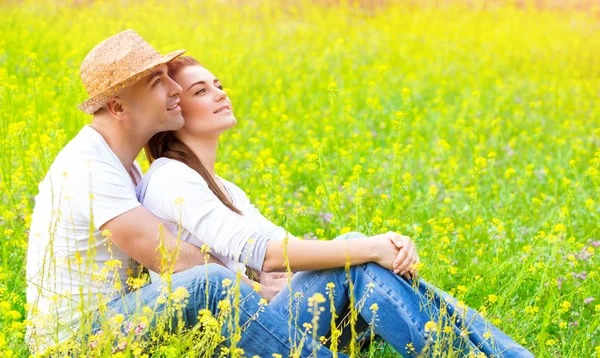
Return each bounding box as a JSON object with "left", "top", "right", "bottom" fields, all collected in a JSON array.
[{"left": 371, "top": 231, "right": 420, "bottom": 281}]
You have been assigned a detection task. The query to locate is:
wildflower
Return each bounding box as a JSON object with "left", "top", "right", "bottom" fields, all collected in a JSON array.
[
  {"left": 424, "top": 321, "right": 437, "bottom": 333},
  {"left": 487, "top": 294, "right": 498, "bottom": 303},
  {"left": 474, "top": 157, "right": 487, "bottom": 172},
  {"left": 109, "top": 314, "right": 125, "bottom": 328},
  {"left": 221, "top": 278, "right": 232, "bottom": 287},
  {"left": 200, "top": 243, "right": 211, "bottom": 253},
  {"left": 559, "top": 300, "right": 571, "bottom": 313},
  {"left": 370, "top": 303, "right": 379, "bottom": 313},
  {"left": 584, "top": 297, "right": 595, "bottom": 304},
  {"left": 134, "top": 322, "right": 147, "bottom": 336},
  {"left": 524, "top": 306, "right": 539, "bottom": 314},
  {"left": 402, "top": 172, "right": 412, "bottom": 186},
  {"left": 171, "top": 286, "right": 190, "bottom": 303}
]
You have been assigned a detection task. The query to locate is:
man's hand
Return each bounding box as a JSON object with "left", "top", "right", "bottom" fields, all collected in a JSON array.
[
  {"left": 259, "top": 271, "right": 291, "bottom": 287},
  {"left": 243, "top": 271, "right": 292, "bottom": 302}
]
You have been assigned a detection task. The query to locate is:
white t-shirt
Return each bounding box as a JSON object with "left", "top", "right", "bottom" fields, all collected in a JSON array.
[
  {"left": 26, "top": 125, "right": 142, "bottom": 354},
  {"left": 139, "top": 157, "right": 290, "bottom": 282}
]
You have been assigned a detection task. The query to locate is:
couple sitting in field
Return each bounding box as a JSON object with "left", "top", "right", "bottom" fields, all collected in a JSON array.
[{"left": 25, "top": 30, "right": 532, "bottom": 357}]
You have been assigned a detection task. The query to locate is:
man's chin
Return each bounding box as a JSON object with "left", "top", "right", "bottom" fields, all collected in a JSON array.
[{"left": 168, "top": 113, "right": 185, "bottom": 131}]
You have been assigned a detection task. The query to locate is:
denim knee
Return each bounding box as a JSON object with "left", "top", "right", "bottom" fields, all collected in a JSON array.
[
  {"left": 333, "top": 231, "right": 367, "bottom": 241},
  {"left": 176, "top": 263, "right": 236, "bottom": 292}
]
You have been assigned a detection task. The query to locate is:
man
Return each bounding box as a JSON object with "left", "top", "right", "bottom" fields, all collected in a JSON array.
[{"left": 25, "top": 30, "right": 335, "bottom": 357}]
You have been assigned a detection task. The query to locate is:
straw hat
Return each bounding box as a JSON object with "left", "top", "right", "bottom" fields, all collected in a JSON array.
[{"left": 78, "top": 29, "right": 186, "bottom": 114}]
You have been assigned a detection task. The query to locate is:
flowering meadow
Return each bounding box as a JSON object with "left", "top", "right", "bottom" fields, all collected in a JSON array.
[{"left": 1, "top": 0, "right": 599, "bottom": 356}]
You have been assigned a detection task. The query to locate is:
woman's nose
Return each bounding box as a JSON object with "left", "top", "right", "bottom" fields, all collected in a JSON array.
[{"left": 216, "top": 88, "right": 227, "bottom": 101}]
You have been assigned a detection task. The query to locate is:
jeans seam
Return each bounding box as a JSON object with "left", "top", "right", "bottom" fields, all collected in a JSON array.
[{"left": 356, "top": 264, "right": 428, "bottom": 347}]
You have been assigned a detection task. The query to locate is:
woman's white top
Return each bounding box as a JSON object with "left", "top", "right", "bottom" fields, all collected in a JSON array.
[{"left": 139, "top": 157, "right": 289, "bottom": 282}]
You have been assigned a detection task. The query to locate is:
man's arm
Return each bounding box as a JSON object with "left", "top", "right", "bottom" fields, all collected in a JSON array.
[{"left": 100, "top": 206, "right": 223, "bottom": 273}]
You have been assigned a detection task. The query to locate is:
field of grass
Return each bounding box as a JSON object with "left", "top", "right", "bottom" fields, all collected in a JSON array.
[{"left": 0, "top": 0, "right": 599, "bottom": 356}]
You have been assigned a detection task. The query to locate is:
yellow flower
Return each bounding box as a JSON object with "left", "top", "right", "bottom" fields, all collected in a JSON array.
[
  {"left": 110, "top": 314, "right": 125, "bottom": 326},
  {"left": 171, "top": 287, "right": 190, "bottom": 303},
  {"left": 424, "top": 321, "right": 437, "bottom": 333},
  {"left": 559, "top": 300, "right": 571, "bottom": 313},
  {"left": 475, "top": 157, "right": 487, "bottom": 172},
  {"left": 487, "top": 294, "right": 498, "bottom": 303}
]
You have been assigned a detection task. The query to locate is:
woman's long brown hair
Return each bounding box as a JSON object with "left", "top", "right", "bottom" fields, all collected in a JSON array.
[{"left": 144, "top": 56, "right": 242, "bottom": 215}]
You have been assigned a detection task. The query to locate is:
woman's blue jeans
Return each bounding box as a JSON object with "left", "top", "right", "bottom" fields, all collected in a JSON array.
[{"left": 94, "top": 232, "right": 533, "bottom": 357}]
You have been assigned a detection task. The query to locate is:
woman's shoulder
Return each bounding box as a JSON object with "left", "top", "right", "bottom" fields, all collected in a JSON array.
[
  {"left": 140, "top": 158, "right": 209, "bottom": 201},
  {"left": 216, "top": 176, "right": 246, "bottom": 195},
  {"left": 146, "top": 158, "right": 205, "bottom": 181}
]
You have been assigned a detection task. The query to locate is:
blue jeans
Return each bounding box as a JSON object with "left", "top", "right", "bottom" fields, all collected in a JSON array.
[
  {"left": 270, "top": 232, "right": 533, "bottom": 357},
  {"left": 93, "top": 232, "right": 533, "bottom": 357}
]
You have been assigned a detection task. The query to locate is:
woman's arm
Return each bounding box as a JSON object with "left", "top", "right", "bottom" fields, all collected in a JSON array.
[
  {"left": 261, "top": 232, "right": 418, "bottom": 275},
  {"left": 231, "top": 182, "right": 419, "bottom": 276}
]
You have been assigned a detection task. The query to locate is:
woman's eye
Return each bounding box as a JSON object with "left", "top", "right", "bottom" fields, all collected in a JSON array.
[
  {"left": 195, "top": 88, "right": 206, "bottom": 95},
  {"left": 218, "top": 85, "right": 224, "bottom": 90}
]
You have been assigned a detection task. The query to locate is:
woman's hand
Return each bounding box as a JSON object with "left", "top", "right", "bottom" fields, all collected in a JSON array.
[
  {"left": 370, "top": 232, "right": 420, "bottom": 281},
  {"left": 388, "top": 232, "right": 420, "bottom": 280}
]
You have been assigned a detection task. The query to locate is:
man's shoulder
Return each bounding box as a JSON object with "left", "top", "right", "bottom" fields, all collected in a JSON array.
[{"left": 47, "top": 126, "right": 121, "bottom": 178}]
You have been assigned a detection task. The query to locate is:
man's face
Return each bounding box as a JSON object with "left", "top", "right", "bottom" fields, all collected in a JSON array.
[{"left": 116, "top": 63, "right": 184, "bottom": 135}]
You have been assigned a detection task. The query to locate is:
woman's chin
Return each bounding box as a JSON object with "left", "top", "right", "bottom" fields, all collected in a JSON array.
[{"left": 226, "top": 115, "right": 237, "bottom": 128}]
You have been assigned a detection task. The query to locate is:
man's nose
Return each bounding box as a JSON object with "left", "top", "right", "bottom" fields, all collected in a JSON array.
[{"left": 167, "top": 76, "right": 182, "bottom": 96}]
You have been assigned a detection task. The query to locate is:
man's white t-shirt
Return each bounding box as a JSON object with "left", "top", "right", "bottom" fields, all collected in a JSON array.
[
  {"left": 26, "top": 125, "right": 142, "bottom": 354},
  {"left": 139, "top": 157, "right": 290, "bottom": 282}
]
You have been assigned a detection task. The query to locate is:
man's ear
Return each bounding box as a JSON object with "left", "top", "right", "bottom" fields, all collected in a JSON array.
[{"left": 105, "top": 97, "right": 128, "bottom": 121}]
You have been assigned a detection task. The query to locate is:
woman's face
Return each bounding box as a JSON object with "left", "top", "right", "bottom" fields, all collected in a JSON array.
[{"left": 172, "top": 65, "right": 236, "bottom": 139}]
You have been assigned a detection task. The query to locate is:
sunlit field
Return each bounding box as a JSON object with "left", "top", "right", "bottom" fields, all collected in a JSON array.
[{"left": 1, "top": 0, "right": 599, "bottom": 356}]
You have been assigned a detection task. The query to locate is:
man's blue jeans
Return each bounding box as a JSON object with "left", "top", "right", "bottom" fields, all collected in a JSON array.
[{"left": 94, "top": 232, "right": 533, "bottom": 357}]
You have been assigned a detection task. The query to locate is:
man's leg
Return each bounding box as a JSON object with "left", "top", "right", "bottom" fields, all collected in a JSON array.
[{"left": 91, "top": 263, "right": 347, "bottom": 357}]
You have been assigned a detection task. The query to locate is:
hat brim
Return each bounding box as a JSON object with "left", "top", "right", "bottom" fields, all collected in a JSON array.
[{"left": 77, "top": 49, "right": 186, "bottom": 115}]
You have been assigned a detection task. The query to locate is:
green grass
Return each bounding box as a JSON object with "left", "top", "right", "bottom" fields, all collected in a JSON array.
[{"left": 0, "top": 0, "right": 599, "bottom": 356}]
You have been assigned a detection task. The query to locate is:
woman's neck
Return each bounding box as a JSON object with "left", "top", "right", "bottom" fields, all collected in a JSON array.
[{"left": 182, "top": 136, "right": 219, "bottom": 178}]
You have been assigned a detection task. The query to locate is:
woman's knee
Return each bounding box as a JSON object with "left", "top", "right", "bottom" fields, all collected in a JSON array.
[
  {"left": 175, "top": 263, "right": 234, "bottom": 288},
  {"left": 333, "top": 231, "right": 367, "bottom": 241}
]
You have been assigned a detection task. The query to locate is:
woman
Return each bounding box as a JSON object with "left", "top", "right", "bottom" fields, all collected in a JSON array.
[{"left": 139, "top": 56, "right": 533, "bottom": 357}]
